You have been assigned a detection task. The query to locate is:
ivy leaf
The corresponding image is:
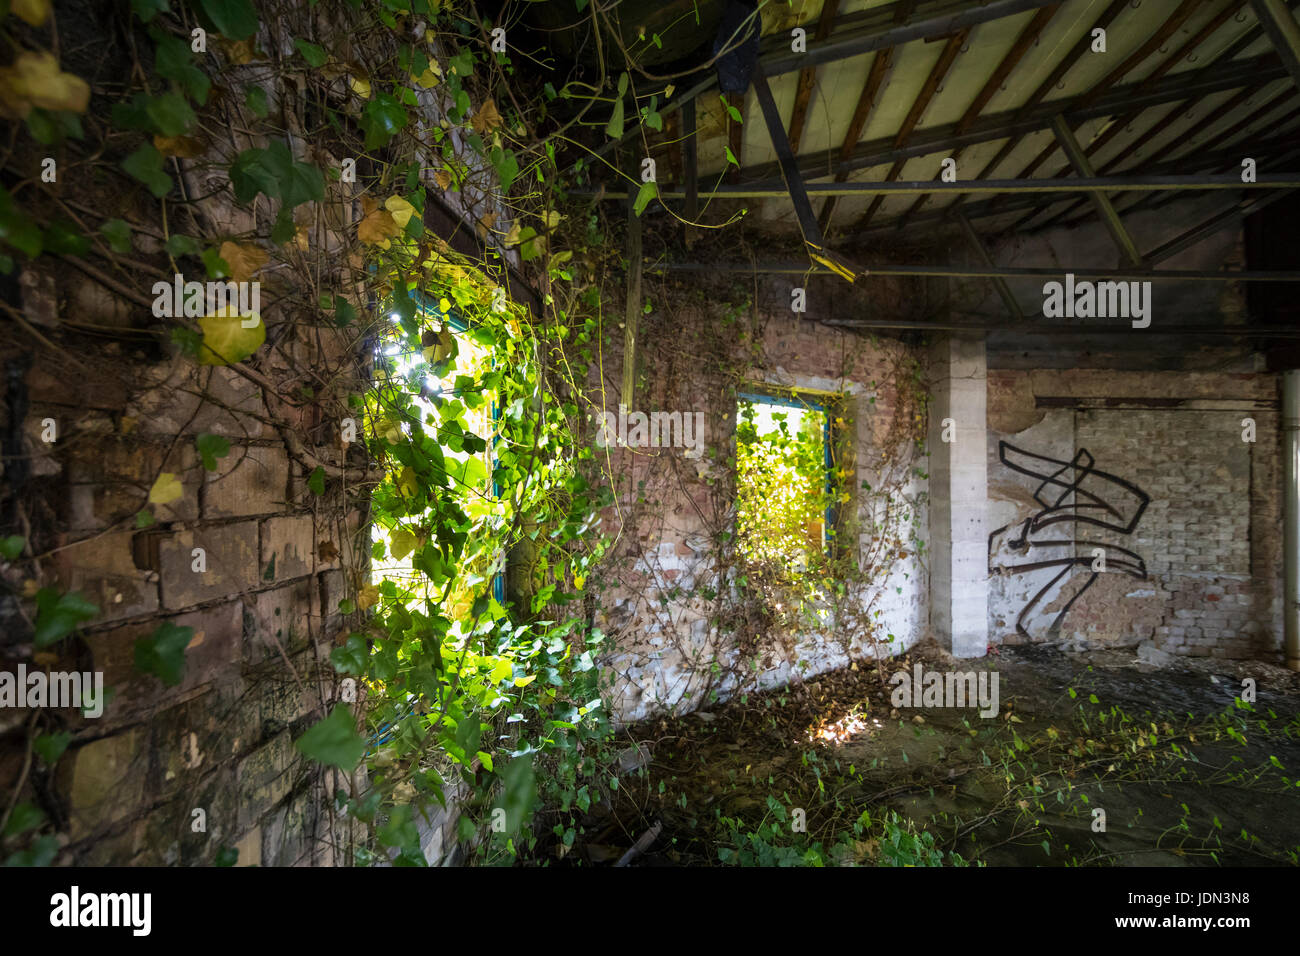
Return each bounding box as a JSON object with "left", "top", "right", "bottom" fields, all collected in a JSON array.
[
  {"left": 154, "top": 34, "right": 211, "bottom": 105},
  {"left": 33, "top": 731, "right": 72, "bottom": 765},
  {"left": 493, "top": 755, "right": 535, "bottom": 835},
  {"left": 145, "top": 91, "right": 197, "bottom": 137},
  {"left": 148, "top": 472, "right": 184, "bottom": 505},
  {"left": 390, "top": 527, "right": 417, "bottom": 561},
  {"left": 245, "top": 86, "right": 269, "bottom": 118},
  {"left": 0, "top": 187, "right": 43, "bottom": 258},
  {"left": 361, "top": 93, "right": 409, "bottom": 149},
  {"left": 99, "top": 218, "right": 132, "bottom": 254},
  {"left": 134, "top": 620, "right": 194, "bottom": 686},
  {"left": 165, "top": 234, "right": 200, "bottom": 257},
  {"left": 329, "top": 634, "right": 368, "bottom": 675},
  {"left": 308, "top": 465, "right": 325, "bottom": 496},
  {"left": 32, "top": 588, "right": 99, "bottom": 648},
  {"left": 0, "top": 535, "right": 24, "bottom": 560},
  {"left": 294, "top": 39, "right": 328, "bottom": 67},
  {"left": 2, "top": 803, "right": 44, "bottom": 838},
  {"left": 195, "top": 433, "right": 231, "bottom": 471},
  {"left": 295, "top": 704, "right": 365, "bottom": 770},
  {"left": 197, "top": 0, "right": 260, "bottom": 40},
  {"left": 197, "top": 310, "right": 265, "bottom": 365},
  {"left": 122, "top": 144, "right": 173, "bottom": 198},
  {"left": 633, "top": 180, "right": 658, "bottom": 217},
  {"left": 604, "top": 98, "right": 624, "bottom": 140},
  {"left": 43, "top": 221, "right": 89, "bottom": 256},
  {"left": 228, "top": 142, "right": 322, "bottom": 209},
  {"left": 131, "top": 0, "right": 170, "bottom": 21}
]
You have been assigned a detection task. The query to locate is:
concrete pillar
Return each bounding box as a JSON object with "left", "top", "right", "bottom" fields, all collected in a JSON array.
[{"left": 927, "top": 334, "right": 989, "bottom": 658}]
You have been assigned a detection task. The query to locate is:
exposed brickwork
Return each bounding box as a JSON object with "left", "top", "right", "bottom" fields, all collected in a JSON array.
[{"left": 987, "top": 370, "right": 1283, "bottom": 660}]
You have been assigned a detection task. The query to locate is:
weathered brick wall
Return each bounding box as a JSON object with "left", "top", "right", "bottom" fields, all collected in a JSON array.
[
  {"left": 2, "top": 327, "right": 366, "bottom": 866},
  {"left": 594, "top": 278, "right": 929, "bottom": 722},
  {"left": 986, "top": 369, "right": 1282, "bottom": 659}
]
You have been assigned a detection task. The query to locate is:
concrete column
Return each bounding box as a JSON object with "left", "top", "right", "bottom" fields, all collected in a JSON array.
[{"left": 927, "top": 334, "right": 989, "bottom": 658}]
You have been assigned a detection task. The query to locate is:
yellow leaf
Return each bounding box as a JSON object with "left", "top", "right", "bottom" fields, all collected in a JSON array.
[
  {"left": 470, "top": 97, "right": 502, "bottom": 135},
  {"left": 0, "top": 51, "right": 91, "bottom": 118},
  {"left": 349, "top": 76, "right": 371, "bottom": 99},
  {"left": 397, "top": 466, "right": 418, "bottom": 498},
  {"left": 438, "top": 297, "right": 451, "bottom": 313},
  {"left": 476, "top": 210, "right": 497, "bottom": 238},
  {"left": 357, "top": 584, "right": 380, "bottom": 611},
  {"left": 219, "top": 38, "right": 261, "bottom": 64},
  {"left": 218, "top": 241, "right": 269, "bottom": 282},
  {"left": 12, "top": 0, "right": 51, "bottom": 26},
  {"left": 411, "top": 65, "right": 441, "bottom": 87},
  {"left": 153, "top": 134, "right": 207, "bottom": 158},
  {"left": 543, "top": 210, "right": 561, "bottom": 230},
  {"left": 503, "top": 221, "right": 522, "bottom": 247},
  {"left": 148, "top": 472, "right": 184, "bottom": 506},
  {"left": 513, "top": 675, "right": 536, "bottom": 688},
  {"left": 197, "top": 308, "right": 266, "bottom": 366},
  {"left": 357, "top": 195, "right": 399, "bottom": 248},
  {"left": 433, "top": 167, "right": 453, "bottom": 190},
  {"left": 384, "top": 195, "right": 416, "bottom": 230},
  {"left": 390, "top": 527, "right": 417, "bottom": 561}
]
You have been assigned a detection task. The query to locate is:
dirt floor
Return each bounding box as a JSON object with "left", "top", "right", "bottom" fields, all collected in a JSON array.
[{"left": 553, "top": 640, "right": 1300, "bottom": 866}]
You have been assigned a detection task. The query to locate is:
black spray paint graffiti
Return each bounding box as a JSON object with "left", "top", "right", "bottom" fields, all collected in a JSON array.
[{"left": 988, "top": 441, "right": 1150, "bottom": 641}]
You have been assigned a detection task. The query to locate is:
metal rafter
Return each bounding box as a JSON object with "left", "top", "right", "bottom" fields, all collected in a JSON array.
[
  {"left": 734, "top": 54, "right": 1282, "bottom": 189},
  {"left": 899, "top": 3, "right": 1061, "bottom": 226},
  {"left": 1251, "top": 0, "right": 1300, "bottom": 89},
  {"left": 786, "top": 0, "right": 842, "bottom": 156},
  {"left": 848, "top": 27, "right": 970, "bottom": 232}
]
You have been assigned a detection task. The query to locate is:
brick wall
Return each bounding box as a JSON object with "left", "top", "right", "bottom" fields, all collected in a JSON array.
[
  {"left": 1, "top": 323, "right": 366, "bottom": 866},
  {"left": 986, "top": 369, "right": 1282, "bottom": 659},
  {"left": 595, "top": 279, "right": 929, "bottom": 722}
]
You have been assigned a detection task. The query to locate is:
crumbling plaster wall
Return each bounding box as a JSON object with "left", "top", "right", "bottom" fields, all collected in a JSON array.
[{"left": 593, "top": 283, "right": 930, "bottom": 723}]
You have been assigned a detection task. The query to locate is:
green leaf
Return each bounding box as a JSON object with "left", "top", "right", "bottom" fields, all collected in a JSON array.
[
  {"left": 4, "top": 834, "right": 59, "bottom": 867},
  {"left": 0, "top": 187, "right": 43, "bottom": 258},
  {"left": 490, "top": 147, "right": 519, "bottom": 193},
  {"left": 100, "top": 218, "right": 132, "bottom": 254},
  {"left": 154, "top": 34, "right": 211, "bottom": 105},
  {"left": 493, "top": 755, "right": 534, "bottom": 834},
  {"left": 145, "top": 91, "right": 197, "bottom": 137},
  {"left": 229, "top": 142, "right": 323, "bottom": 209},
  {"left": 2, "top": 802, "right": 44, "bottom": 838},
  {"left": 133, "top": 620, "right": 194, "bottom": 686},
  {"left": 213, "top": 846, "right": 239, "bottom": 866},
  {"left": 0, "top": 535, "right": 24, "bottom": 560},
  {"left": 604, "top": 98, "right": 624, "bottom": 140},
  {"left": 165, "top": 234, "right": 200, "bottom": 257},
  {"left": 43, "top": 221, "right": 89, "bottom": 256},
  {"left": 197, "top": 0, "right": 260, "bottom": 39},
  {"left": 33, "top": 589, "right": 99, "bottom": 648},
  {"left": 33, "top": 732, "right": 72, "bottom": 765},
  {"left": 308, "top": 465, "right": 326, "bottom": 496},
  {"left": 135, "top": 508, "right": 155, "bottom": 528},
  {"left": 195, "top": 433, "right": 231, "bottom": 471},
  {"left": 633, "top": 180, "right": 658, "bottom": 217},
  {"left": 25, "top": 108, "right": 83, "bottom": 145},
  {"left": 294, "top": 39, "right": 328, "bottom": 67},
  {"left": 361, "top": 93, "right": 409, "bottom": 149},
  {"left": 122, "top": 144, "right": 173, "bottom": 198},
  {"left": 131, "top": 0, "right": 170, "bottom": 22},
  {"left": 330, "top": 634, "right": 368, "bottom": 675},
  {"left": 245, "top": 86, "right": 269, "bottom": 118},
  {"left": 295, "top": 704, "right": 365, "bottom": 770}
]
